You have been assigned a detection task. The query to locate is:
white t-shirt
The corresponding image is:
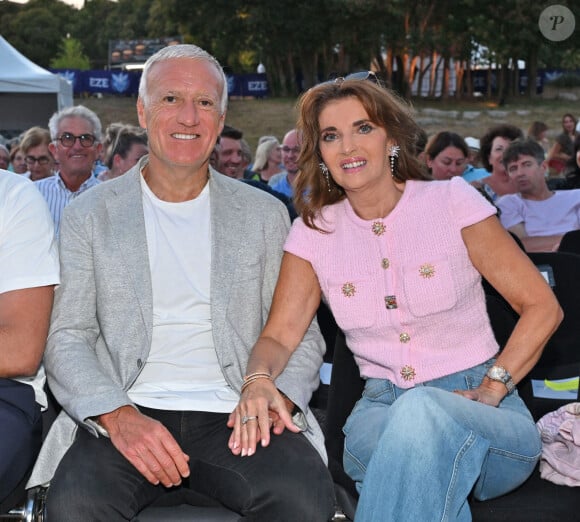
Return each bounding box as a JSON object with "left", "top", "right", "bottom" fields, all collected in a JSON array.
[
  {"left": 0, "top": 170, "right": 60, "bottom": 408},
  {"left": 128, "top": 175, "right": 238, "bottom": 412},
  {"left": 497, "top": 190, "right": 580, "bottom": 236}
]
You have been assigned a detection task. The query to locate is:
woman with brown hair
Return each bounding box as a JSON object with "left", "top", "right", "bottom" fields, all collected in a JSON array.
[
  {"left": 229, "top": 79, "right": 561, "bottom": 521},
  {"left": 478, "top": 123, "right": 523, "bottom": 201},
  {"left": 424, "top": 131, "right": 468, "bottom": 180}
]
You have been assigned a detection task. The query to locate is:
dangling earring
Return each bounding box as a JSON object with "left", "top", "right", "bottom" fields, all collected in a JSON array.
[
  {"left": 319, "top": 162, "right": 332, "bottom": 192},
  {"left": 389, "top": 144, "right": 400, "bottom": 179}
]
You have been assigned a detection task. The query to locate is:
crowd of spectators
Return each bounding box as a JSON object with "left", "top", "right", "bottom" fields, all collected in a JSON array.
[{"left": 1, "top": 51, "right": 580, "bottom": 519}]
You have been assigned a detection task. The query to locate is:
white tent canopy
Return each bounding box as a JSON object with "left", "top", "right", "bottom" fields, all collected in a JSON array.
[{"left": 0, "top": 35, "right": 73, "bottom": 137}]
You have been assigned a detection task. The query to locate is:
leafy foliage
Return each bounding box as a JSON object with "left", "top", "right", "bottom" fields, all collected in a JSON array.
[
  {"left": 50, "top": 36, "right": 90, "bottom": 69},
  {"left": 3, "top": 0, "right": 579, "bottom": 99}
]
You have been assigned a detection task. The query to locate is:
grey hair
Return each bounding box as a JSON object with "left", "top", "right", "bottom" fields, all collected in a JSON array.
[
  {"left": 48, "top": 105, "right": 102, "bottom": 142},
  {"left": 138, "top": 44, "right": 228, "bottom": 114},
  {"left": 253, "top": 138, "right": 280, "bottom": 171}
]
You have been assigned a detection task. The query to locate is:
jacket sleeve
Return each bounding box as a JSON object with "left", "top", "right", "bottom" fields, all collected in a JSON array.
[{"left": 45, "top": 204, "right": 136, "bottom": 434}]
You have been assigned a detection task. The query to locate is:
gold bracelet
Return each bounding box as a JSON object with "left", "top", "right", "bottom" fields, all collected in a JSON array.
[
  {"left": 241, "top": 374, "right": 272, "bottom": 393},
  {"left": 243, "top": 371, "right": 272, "bottom": 382}
]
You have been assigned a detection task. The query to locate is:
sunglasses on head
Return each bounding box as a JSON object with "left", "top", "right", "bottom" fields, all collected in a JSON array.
[{"left": 325, "top": 70, "right": 382, "bottom": 86}]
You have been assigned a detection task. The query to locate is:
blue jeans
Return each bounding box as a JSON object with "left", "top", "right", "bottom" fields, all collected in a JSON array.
[{"left": 343, "top": 358, "right": 541, "bottom": 522}]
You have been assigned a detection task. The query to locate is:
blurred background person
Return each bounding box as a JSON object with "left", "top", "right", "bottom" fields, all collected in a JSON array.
[
  {"left": 251, "top": 137, "right": 283, "bottom": 183},
  {"left": 0, "top": 144, "right": 9, "bottom": 170},
  {"left": 20, "top": 127, "right": 55, "bottom": 182},
  {"left": 478, "top": 124, "right": 523, "bottom": 201},
  {"left": 98, "top": 124, "right": 148, "bottom": 182},
  {"left": 527, "top": 121, "right": 550, "bottom": 157},
  {"left": 464, "top": 137, "right": 482, "bottom": 167},
  {"left": 240, "top": 138, "right": 258, "bottom": 179},
  {"left": 216, "top": 125, "right": 245, "bottom": 179},
  {"left": 462, "top": 136, "right": 491, "bottom": 184},
  {"left": 547, "top": 113, "right": 579, "bottom": 176},
  {"left": 563, "top": 135, "right": 580, "bottom": 189},
  {"left": 9, "top": 144, "right": 27, "bottom": 174},
  {"left": 425, "top": 131, "right": 468, "bottom": 180}
]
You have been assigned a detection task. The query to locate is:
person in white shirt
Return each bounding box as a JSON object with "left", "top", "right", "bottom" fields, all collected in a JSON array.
[
  {"left": 0, "top": 171, "right": 59, "bottom": 503},
  {"left": 497, "top": 139, "right": 580, "bottom": 252}
]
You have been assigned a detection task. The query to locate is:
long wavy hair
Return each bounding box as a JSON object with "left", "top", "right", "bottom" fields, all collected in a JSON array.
[{"left": 294, "top": 80, "right": 429, "bottom": 229}]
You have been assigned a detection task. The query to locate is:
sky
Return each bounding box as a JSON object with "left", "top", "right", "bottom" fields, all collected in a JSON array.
[{"left": 8, "top": 0, "right": 85, "bottom": 7}]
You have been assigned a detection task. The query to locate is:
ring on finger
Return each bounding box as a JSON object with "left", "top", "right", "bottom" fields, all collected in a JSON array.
[{"left": 241, "top": 415, "right": 258, "bottom": 425}]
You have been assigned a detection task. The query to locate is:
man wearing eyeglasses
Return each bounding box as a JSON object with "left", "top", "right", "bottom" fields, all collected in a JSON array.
[
  {"left": 34, "top": 106, "right": 102, "bottom": 236},
  {"left": 19, "top": 127, "right": 55, "bottom": 182},
  {"left": 268, "top": 129, "right": 301, "bottom": 198}
]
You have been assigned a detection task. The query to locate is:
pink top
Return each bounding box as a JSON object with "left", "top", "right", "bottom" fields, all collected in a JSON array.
[{"left": 285, "top": 177, "right": 499, "bottom": 387}]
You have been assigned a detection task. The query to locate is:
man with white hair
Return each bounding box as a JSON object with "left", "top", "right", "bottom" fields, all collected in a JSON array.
[
  {"left": 35, "top": 105, "right": 102, "bottom": 236},
  {"left": 35, "top": 44, "right": 335, "bottom": 521}
]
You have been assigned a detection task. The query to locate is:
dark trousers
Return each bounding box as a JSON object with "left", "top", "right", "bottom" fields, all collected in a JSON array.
[
  {"left": 47, "top": 408, "right": 335, "bottom": 522},
  {"left": 0, "top": 379, "right": 42, "bottom": 502}
]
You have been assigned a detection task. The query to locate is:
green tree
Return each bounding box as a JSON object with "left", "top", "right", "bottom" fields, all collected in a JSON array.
[
  {"left": 71, "top": 0, "right": 125, "bottom": 68},
  {"left": 50, "top": 36, "right": 91, "bottom": 69},
  {"left": 2, "top": 0, "right": 76, "bottom": 68}
]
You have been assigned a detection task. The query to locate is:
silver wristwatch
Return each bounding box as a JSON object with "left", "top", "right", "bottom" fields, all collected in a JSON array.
[{"left": 486, "top": 365, "right": 515, "bottom": 393}]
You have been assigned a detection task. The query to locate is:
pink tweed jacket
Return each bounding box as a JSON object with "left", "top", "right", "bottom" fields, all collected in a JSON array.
[{"left": 285, "top": 177, "right": 499, "bottom": 387}]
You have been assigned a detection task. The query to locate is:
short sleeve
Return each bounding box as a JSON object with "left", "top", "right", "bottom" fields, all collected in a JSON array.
[
  {"left": 449, "top": 176, "right": 497, "bottom": 230},
  {"left": 284, "top": 217, "right": 321, "bottom": 264},
  {"left": 496, "top": 195, "right": 524, "bottom": 230},
  {"left": 0, "top": 173, "right": 60, "bottom": 294}
]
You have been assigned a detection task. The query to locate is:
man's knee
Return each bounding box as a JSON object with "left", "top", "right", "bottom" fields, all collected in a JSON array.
[
  {"left": 46, "top": 432, "right": 155, "bottom": 521},
  {"left": 247, "top": 445, "right": 336, "bottom": 521}
]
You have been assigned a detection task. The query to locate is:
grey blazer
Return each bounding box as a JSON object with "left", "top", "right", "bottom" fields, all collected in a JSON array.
[{"left": 29, "top": 160, "right": 326, "bottom": 487}]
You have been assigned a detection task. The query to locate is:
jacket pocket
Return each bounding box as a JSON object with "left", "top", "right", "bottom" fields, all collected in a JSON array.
[
  {"left": 402, "top": 257, "right": 457, "bottom": 317},
  {"left": 326, "top": 276, "right": 377, "bottom": 330}
]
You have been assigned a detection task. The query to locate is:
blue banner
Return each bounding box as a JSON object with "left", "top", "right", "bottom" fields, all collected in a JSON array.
[
  {"left": 51, "top": 69, "right": 269, "bottom": 98},
  {"left": 226, "top": 73, "right": 269, "bottom": 97}
]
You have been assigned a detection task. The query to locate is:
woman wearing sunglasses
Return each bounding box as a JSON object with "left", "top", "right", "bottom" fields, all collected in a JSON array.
[{"left": 229, "top": 79, "right": 562, "bottom": 521}]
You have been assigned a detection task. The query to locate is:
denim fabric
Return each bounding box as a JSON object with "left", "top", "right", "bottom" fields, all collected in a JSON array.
[
  {"left": 47, "top": 409, "right": 335, "bottom": 522},
  {"left": 343, "top": 358, "right": 541, "bottom": 522}
]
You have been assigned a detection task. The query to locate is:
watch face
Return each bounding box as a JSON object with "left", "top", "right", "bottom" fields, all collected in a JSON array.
[
  {"left": 489, "top": 366, "right": 507, "bottom": 381},
  {"left": 487, "top": 365, "right": 515, "bottom": 393}
]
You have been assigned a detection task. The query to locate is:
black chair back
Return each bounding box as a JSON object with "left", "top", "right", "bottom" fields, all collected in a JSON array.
[
  {"left": 324, "top": 330, "right": 363, "bottom": 502},
  {"left": 519, "top": 251, "right": 580, "bottom": 419},
  {"left": 557, "top": 229, "right": 580, "bottom": 256}
]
